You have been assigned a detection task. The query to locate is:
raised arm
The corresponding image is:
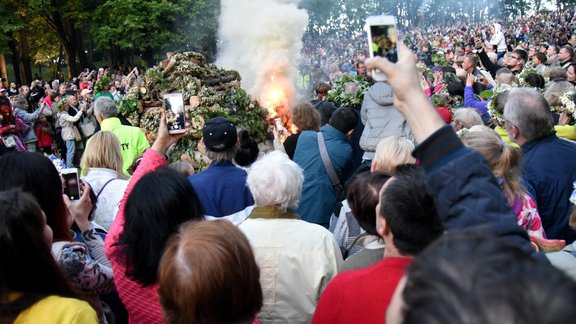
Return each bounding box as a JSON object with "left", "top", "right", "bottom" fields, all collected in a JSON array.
[{"left": 365, "top": 43, "right": 535, "bottom": 256}]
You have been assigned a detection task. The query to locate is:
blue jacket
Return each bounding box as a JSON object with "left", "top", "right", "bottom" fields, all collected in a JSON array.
[
  {"left": 294, "top": 125, "right": 353, "bottom": 227},
  {"left": 415, "top": 125, "right": 536, "bottom": 257},
  {"left": 521, "top": 134, "right": 576, "bottom": 242},
  {"left": 188, "top": 161, "right": 254, "bottom": 218}
]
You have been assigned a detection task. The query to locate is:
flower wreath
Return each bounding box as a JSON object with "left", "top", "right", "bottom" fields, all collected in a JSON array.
[
  {"left": 552, "top": 91, "right": 576, "bottom": 120},
  {"left": 487, "top": 84, "right": 514, "bottom": 124},
  {"left": 94, "top": 76, "right": 112, "bottom": 93}
]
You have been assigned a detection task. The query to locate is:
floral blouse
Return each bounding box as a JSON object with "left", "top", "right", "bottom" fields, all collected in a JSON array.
[
  {"left": 512, "top": 193, "right": 546, "bottom": 239},
  {"left": 52, "top": 228, "right": 115, "bottom": 295}
]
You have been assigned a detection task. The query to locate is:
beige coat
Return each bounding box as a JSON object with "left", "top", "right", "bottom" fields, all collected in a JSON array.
[{"left": 58, "top": 109, "right": 84, "bottom": 141}]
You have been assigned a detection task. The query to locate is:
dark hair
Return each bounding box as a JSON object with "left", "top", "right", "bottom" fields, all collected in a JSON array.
[
  {"left": 234, "top": 130, "right": 259, "bottom": 167},
  {"left": 0, "top": 189, "right": 77, "bottom": 319},
  {"left": 535, "top": 52, "right": 547, "bottom": 64},
  {"left": 401, "top": 233, "right": 576, "bottom": 324},
  {"left": 328, "top": 108, "right": 358, "bottom": 134},
  {"left": 159, "top": 220, "right": 262, "bottom": 324},
  {"left": 446, "top": 82, "right": 464, "bottom": 97},
  {"left": 119, "top": 167, "right": 204, "bottom": 286},
  {"left": 561, "top": 45, "right": 575, "bottom": 60},
  {"left": 442, "top": 66, "right": 456, "bottom": 75},
  {"left": 314, "top": 82, "right": 332, "bottom": 95},
  {"left": 513, "top": 48, "right": 528, "bottom": 63},
  {"left": 347, "top": 172, "right": 391, "bottom": 236},
  {"left": 524, "top": 73, "right": 546, "bottom": 89},
  {"left": 0, "top": 152, "right": 71, "bottom": 241},
  {"left": 379, "top": 164, "right": 443, "bottom": 255}
]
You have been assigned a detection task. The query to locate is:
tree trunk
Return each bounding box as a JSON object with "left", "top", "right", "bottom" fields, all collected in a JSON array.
[
  {"left": 8, "top": 38, "right": 22, "bottom": 86},
  {"left": 0, "top": 53, "right": 8, "bottom": 88},
  {"left": 18, "top": 29, "right": 33, "bottom": 84}
]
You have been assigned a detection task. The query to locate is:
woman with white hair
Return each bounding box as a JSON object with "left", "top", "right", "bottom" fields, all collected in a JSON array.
[{"left": 239, "top": 151, "right": 343, "bottom": 324}]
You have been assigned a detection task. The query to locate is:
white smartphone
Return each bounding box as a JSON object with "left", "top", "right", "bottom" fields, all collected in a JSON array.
[
  {"left": 366, "top": 15, "right": 398, "bottom": 82},
  {"left": 61, "top": 168, "right": 81, "bottom": 201},
  {"left": 274, "top": 117, "right": 283, "bottom": 132},
  {"left": 163, "top": 93, "right": 187, "bottom": 134}
]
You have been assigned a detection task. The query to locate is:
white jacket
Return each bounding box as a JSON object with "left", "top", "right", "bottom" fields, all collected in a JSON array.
[
  {"left": 489, "top": 23, "right": 507, "bottom": 52},
  {"left": 239, "top": 215, "right": 343, "bottom": 324},
  {"left": 82, "top": 168, "right": 128, "bottom": 231}
]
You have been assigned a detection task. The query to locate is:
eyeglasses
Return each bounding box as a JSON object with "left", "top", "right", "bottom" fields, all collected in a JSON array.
[{"left": 510, "top": 56, "right": 520, "bottom": 60}]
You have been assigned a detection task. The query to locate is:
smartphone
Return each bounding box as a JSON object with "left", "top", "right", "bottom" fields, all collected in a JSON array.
[
  {"left": 366, "top": 15, "right": 398, "bottom": 82},
  {"left": 61, "top": 168, "right": 81, "bottom": 201},
  {"left": 274, "top": 117, "right": 283, "bottom": 131},
  {"left": 163, "top": 93, "right": 187, "bottom": 134}
]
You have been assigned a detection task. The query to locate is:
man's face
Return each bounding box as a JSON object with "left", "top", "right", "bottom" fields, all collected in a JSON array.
[
  {"left": 532, "top": 55, "right": 541, "bottom": 65},
  {"left": 506, "top": 53, "right": 521, "bottom": 69},
  {"left": 462, "top": 57, "right": 473, "bottom": 71},
  {"left": 559, "top": 48, "right": 570, "bottom": 62},
  {"left": 59, "top": 85, "right": 67, "bottom": 95},
  {"left": 357, "top": 63, "right": 366, "bottom": 75},
  {"left": 528, "top": 48, "right": 537, "bottom": 57},
  {"left": 547, "top": 46, "right": 556, "bottom": 57}
]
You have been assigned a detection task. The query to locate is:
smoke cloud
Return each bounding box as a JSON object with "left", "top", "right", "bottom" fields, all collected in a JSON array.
[{"left": 217, "top": 0, "right": 308, "bottom": 112}]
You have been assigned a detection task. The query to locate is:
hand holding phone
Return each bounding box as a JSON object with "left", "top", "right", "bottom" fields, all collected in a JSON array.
[
  {"left": 274, "top": 118, "right": 283, "bottom": 132},
  {"left": 61, "top": 168, "right": 81, "bottom": 200},
  {"left": 163, "top": 93, "right": 187, "bottom": 134},
  {"left": 366, "top": 16, "right": 398, "bottom": 82}
]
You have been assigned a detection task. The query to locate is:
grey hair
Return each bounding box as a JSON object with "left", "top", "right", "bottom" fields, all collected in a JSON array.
[
  {"left": 206, "top": 148, "right": 237, "bottom": 163},
  {"left": 94, "top": 97, "right": 118, "bottom": 119},
  {"left": 543, "top": 81, "right": 575, "bottom": 106},
  {"left": 503, "top": 88, "right": 554, "bottom": 142},
  {"left": 247, "top": 151, "right": 303, "bottom": 212},
  {"left": 454, "top": 108, "right": 483, "bottom": 129}
]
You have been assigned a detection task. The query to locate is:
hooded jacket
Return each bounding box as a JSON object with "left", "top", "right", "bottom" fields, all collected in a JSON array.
[
  {"left": 489, "top": 23, "right": 507, "bottom": 52},
  {"left": 359, "top": 82, "right": 413, "bottom": 160}
]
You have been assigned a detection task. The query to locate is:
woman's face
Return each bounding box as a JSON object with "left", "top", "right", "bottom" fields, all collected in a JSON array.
[{"left": 568, "top": 66, "right": 576, "bottom": 82}]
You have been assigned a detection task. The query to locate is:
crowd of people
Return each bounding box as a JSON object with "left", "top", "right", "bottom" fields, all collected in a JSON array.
[{"left": 2, "top": 7, "right": 576, "bottom": 324}]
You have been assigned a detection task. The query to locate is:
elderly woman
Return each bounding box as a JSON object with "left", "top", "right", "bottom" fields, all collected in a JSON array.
[
  {"left": 239, "top": 151, "right": 343, "bottom": 323},
  {"left": 12, "top": 95, "right": 44, "bottom": 152},
  {"left": 80, "top": 131, "right": 128, "bottom": 231}
]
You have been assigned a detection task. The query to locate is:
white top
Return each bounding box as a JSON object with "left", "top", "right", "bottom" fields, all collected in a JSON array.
[
  {"left": 82, "top": 168, "right": 128, "bottom": 231},
  {"left": 239, "top": 218, "right": 343, "bottom": 324}
]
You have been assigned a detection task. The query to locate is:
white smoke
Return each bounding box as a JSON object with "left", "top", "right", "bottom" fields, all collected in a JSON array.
[{"left": 217, "top": 0, "right": 309, "bottom": 112}]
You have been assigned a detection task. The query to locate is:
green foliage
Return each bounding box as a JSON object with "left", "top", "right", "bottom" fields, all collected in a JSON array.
[
  {"left": 325, "top": 74, "right": 370, "bottom": 108},
  {"left": 117, "top": 98, "right": 139, "bottom": 116},
  {"left": 432, "top": 53, "right": 447, "bottom": 67},
  {"left": 95, "top": 76, "right": 112, "bottom": 93}
]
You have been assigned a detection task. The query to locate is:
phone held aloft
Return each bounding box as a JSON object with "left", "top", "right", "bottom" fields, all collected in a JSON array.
[
  {"left": 366, "top": 15, "right": 398, "bottom": 82},
  {"left": 163, "top": 93, "right": 187, "bottom": 134},
  {"left": 61, "top": 168, "right": 81, "bottom": 201}
]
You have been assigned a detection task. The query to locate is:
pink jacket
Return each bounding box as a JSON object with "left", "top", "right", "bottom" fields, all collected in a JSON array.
[{"left": 105, "top": 149, "right": 167, "bottom": 324}]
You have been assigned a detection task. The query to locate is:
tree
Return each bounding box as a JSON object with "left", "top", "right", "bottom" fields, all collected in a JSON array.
[{"left": 91, "top": 0, "right": 208, "bottom": 65}]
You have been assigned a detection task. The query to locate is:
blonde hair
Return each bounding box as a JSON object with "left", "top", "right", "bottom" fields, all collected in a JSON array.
[
  {"left": 372, "top": 136, "right": 416, "bottom": 174},
  {"left": 81, "top": 131, "right": 125, "bottom": 178},
  {"left": 461, "top": 132, "right": 523, "bottom": 204}
]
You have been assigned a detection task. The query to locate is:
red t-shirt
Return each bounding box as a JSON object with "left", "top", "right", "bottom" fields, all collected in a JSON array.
[{"left": 312, "top": 257, "right": 413, "bottom": 324}]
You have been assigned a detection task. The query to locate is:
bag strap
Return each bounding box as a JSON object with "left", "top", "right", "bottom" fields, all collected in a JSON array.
[
  {"left": 317, "top": 132, "right": 341, "bottom": 188},
  {"left": 96, "top": 178, "right": 117, "bottom": 200}
]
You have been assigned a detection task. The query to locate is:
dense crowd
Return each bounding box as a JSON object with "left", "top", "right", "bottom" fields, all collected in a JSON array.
[{"left": 2, "top": 7, "right": 576, "bottom": 324}]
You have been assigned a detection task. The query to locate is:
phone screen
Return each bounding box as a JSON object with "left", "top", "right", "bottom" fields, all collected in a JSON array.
[
  {"left": 369, "top": 19, "right": 398, "bottom": 63},
  {"left": 274, "top": 118, "right": 283, "bottom": 131},
  {"left": 62, "top": 170, "right": 80, "bottom": 200},
  {"left": 164, "top": 93, "right": 186, "bottom": 134}
]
